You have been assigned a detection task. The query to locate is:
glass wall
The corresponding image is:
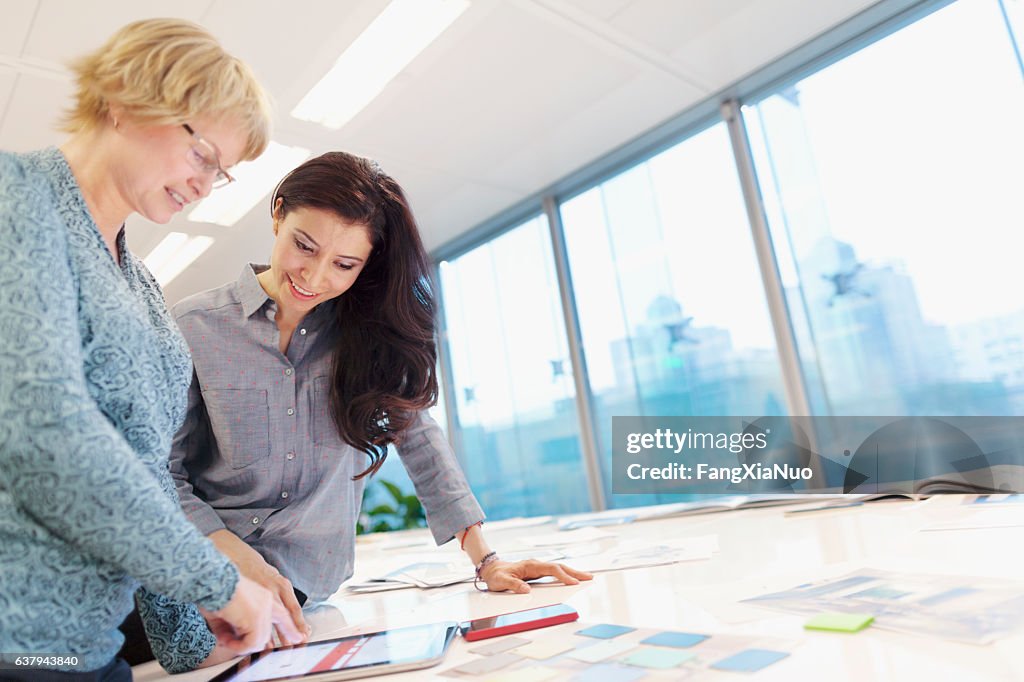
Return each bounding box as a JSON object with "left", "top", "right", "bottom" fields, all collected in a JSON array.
[
  {"left": 430, "top": 0, "right": 1023, "bottom": 514},
  {"left": 439, "top": 216, "right": 590, "bottom": 519},
  {"left": 560, "top": 122, "right": 788, "bottom": 507},
  {"left": 744, "top": 0, "right": 1024, "bottom": 416}
]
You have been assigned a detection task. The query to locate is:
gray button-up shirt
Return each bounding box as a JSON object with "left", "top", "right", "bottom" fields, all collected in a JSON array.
[{"left": 169, "top": 264, "right": 484, "bottom": 601}]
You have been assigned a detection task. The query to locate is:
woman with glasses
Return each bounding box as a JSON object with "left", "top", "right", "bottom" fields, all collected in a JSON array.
[
  {"left": 168, "top": 152, "right": 592, "bottom": 658},
  {"left": 0, "top": 19, "right": 304, "bottom": 681}
]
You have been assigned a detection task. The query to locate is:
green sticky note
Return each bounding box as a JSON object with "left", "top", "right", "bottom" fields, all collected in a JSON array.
[{"left": 804, "top": 612, "right": 874, "bottom": 632}]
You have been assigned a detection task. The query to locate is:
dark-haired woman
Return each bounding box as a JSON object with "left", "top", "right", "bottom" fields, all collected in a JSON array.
[{"left": 169, "top": 151, "right": 592, "bottom": 642}]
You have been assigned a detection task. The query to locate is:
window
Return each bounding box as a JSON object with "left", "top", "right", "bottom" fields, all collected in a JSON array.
[
  {"left": 439, "top": 216, "right": 589, "bottom": 518},
  {"left": 744, "top": 0, "right": 1024, "bottom": 416},
  {"left": 433, "top": 0, "right": 1022, "bottom": 514},
  {"left": 561, "top": 122, "right": 788, "bottom": 507}
]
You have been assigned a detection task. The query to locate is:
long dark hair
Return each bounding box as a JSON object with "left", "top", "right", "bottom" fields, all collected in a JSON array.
[{"left": 272, "top": 152, "right": 437, "bottom": 479}]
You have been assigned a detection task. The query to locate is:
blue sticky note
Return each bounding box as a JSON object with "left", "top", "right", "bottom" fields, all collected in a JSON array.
[
  {"left": 711, "top": 648, "right": 789, "bottom": 672},
  {"left": 640, "top": 631, "right": 708, "bottom": 648},
  {"left": 576, "top": 624, "right": 636, "bottom": 639},
  {"left": 571, "top": 663, "right": 647, "bottom": 682}
]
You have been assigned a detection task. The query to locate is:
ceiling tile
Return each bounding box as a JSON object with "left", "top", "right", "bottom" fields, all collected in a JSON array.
[
  {"left": 202, "top": 0, "right": 390, "bottom": 115},
  {"left": 608, "top": 0, "right": 759, "bottom": 55},
  {"left": 22, "top": 0, "right": 210, "bottom": 63},
  {"left": 482, "top": 69, "right": 704, "bottom": 196},
  {"left": 555, "top": 0, "right": 635, "bottom": 21},
  {"left": 342, "top": 1, "right": 650, "bottom": 186},
  {"left": 417, "top": 181, "right": 529, "bottom": 251},
  {"left": 0, "top": 68, "right": 20, "bottom": 131},
  {"left": 0, "top": 1, "right": 40, "bottom": 58},
  {"left": 668, "top": 0, "right": 877, "bottom": 85},
  {"left": 0, "top": 73, "right": 70, "bottom": 151}
]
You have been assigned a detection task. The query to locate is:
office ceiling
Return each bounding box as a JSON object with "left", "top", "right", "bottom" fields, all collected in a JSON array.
[{"left": 0, "top": 0, "right": 876, "bottom": 303}]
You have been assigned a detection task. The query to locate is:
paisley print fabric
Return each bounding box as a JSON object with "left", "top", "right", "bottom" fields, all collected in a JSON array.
[{"left": 0, "top": 148, "right": 237, "bottom": 673}]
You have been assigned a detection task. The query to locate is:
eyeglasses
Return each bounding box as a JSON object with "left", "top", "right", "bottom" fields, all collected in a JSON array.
[{"left": 182, "top": 124, "right": 234, "bottom": 189}]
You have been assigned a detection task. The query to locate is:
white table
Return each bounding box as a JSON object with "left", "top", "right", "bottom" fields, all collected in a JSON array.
[{"left": 134, "top": 495, "right": 1024, "bottom": 681}]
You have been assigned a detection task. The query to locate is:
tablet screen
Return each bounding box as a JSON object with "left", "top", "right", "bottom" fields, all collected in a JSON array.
[{"left": 212, "top": 622, "right": 458, "bottom": 682}]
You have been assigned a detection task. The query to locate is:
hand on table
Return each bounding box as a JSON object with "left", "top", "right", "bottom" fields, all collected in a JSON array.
[
  {"left": 209, "top": 529, "right": 311, "bottom": 645},
  {"left": 479, "top": 559, "right": 593, "bottom": 594}
]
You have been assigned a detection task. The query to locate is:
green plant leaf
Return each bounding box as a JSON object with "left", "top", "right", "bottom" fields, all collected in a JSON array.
[
  {"left": 381, "top": 480, "right": 404, "bottom": 503},
  {"left": 359, "top": 478, "right": 426, "bottom": 533},
  {"left": 404, "top": 495, "right": 423, "bottom": 518}
]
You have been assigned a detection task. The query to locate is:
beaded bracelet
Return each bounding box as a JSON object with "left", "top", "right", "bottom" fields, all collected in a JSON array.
[{"left": 474, "top": 550, "right": 499, "bottom": 592}]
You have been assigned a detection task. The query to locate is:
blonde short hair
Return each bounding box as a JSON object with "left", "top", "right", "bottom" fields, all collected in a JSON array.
[{"left": 63, "top": 18, "right": 271, "bottom": 161}]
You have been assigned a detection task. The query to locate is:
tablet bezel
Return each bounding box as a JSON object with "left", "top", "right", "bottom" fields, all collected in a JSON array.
[{"left": 208, "top": 621, "right": 459, "bottom": 682}]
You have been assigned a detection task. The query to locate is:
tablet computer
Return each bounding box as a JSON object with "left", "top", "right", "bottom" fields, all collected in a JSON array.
[{"left": 209, "top": 621, "right": 459, "bottom": 682}]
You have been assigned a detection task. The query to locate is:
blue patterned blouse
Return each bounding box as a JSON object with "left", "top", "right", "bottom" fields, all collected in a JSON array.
[{"left": 0, "top": 148, "right": 238, "bottom": 673}]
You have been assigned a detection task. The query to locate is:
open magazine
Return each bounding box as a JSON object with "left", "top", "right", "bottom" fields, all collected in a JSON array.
[
  {"left": 843, "top": 463, "right": 1024, "bottom": 497},
  {"left": 782, "top": 464, "right": 1024, "bottom": 514}
]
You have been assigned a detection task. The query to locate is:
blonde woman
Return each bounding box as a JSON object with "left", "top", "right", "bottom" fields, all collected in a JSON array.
[{"left": 0, "top": 19, "right": 303, "bottom": 681}]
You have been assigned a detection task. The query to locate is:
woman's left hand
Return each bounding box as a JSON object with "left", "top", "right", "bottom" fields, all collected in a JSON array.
[{"left": 479, "top": 559, "right": 593, "bottom": 594}]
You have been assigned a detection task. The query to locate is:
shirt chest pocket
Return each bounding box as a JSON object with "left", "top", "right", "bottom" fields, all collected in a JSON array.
[{"left": 203, "top": 388, "right": 271, "bottom": 469}]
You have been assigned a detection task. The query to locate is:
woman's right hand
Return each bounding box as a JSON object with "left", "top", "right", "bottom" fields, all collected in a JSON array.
[
  {"left": 209, "top": 529, "right": 311, "bottom": 642},
  {"left": 202, "top": 577, "right": 303, "bottom": 655}
]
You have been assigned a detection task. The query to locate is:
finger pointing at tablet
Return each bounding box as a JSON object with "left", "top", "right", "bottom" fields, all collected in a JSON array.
[
  {"left": 207, "top": 573, "right": 303, "bottom": 647},
  {"left": 271, "top": 597, "right": 307, "bottom": 646},
  {"left": 203, "top": 577, "right": 275, "bottom": 653},
  {"left": 205, "top": 579, "right": 303, "bottom": 652},
  {"left": 209, "top": 529, "right": 311, "bottom": 639}
]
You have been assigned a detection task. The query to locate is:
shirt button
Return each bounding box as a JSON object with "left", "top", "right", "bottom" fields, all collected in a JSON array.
[
  {"left": 281, "top": 492, "right": 289, "bottom": 499},
  {"left": 251, "top": 516, "right": 260, "bottom": 525},
  {"left": 287, "top": 408, "right": 295, "bottom": 416},
  {"left": 285, "top": 368, "right": 293, "bottom": 376},
  {"left": 299, "top": 328, "right": 307, "bottom": 335},
  {"left": 286, "top": 452, "right": 295, "bottom": 460}
]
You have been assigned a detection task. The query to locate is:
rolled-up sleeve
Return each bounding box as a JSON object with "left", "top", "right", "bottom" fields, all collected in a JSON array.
[
  {"left": 135, "top": 586, "right": 217, "bottom": 674},
  {"left": 397, "top": 411, "right": 484, "bottom": 545}
]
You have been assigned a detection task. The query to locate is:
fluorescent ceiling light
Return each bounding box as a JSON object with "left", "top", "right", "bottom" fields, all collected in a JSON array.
[
  {"left": 189, "top": 142, "right": 310, "bottom": 226},
  {"left": 292, "top": 0, "right": 469, "bottom": 129},
  {"left": 142, "top": 231, "right": 188, "bottom": 276},
  {"left": 144, "top": 232, "right": 214, "bottom": 287}
]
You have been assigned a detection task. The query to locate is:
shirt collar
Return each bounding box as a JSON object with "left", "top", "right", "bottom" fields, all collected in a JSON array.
[
  {"left": 237, "top": 264, "right": 335, "bottom": 328},
  {"left": 238, "top": 263, "right": 272, "bottom": 318}
]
